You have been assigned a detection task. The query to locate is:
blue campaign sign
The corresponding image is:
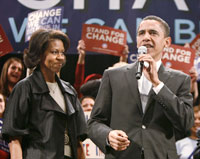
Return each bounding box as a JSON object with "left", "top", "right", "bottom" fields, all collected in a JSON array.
[
  {"left": 25, "top": 6, "right": 64, "bottom": 41},
  {"left": 0, "top": 0, "right": 200, "bottom": 62}
]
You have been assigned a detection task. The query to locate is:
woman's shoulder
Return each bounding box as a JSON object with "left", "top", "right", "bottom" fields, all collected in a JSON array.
[{"left": 59, "top": 79, "right": 78, "bottom": 96}]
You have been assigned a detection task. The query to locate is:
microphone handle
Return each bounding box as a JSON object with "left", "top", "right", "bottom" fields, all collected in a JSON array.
[{"left": 136, "top": 61, "right": 144, "bottom": 80}]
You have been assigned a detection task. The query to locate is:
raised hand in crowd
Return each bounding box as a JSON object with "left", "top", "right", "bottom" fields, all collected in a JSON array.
[{"left": 77, "top": 40, "right": 86, "bottom": 65}]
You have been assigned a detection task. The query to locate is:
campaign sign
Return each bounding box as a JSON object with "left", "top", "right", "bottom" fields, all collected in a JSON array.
[
  {"left": 83, "top": 111, "right": 105, "bottom": 159},
  {"left": 190, "top": 34, "right": 200, "bottom": 56},
  {"left": 162, "top": 44, "right": 195, "bottom": 74},
  {"left": 83, "top": 139, "right": 105, "bottom": 159},
  {"left": 82, "top": 24, "right": 127, "bottom": 56},
  {"left": 0, "top": 25, "right": 13, "bottom": 57},
  {"left": 25, "top": 6, "right": 64, "bottom": 41}
]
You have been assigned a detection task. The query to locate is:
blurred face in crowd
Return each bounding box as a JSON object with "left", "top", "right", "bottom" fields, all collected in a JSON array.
[
  {"left": 136, "top": 19, "right": 171, "bottom": 61},
  {"left": 41, "top": 39, "right": 66, "bottom": 75},
  {"left": 81, "top": 97, "right": 95, "bottom": 112},
  {"left": 7, "top": 61, "right": 23, "bottom": 85},
  {"left": 191, "top": 110, "right": 200, "bottom": 136},
  {"left": 0, "top": 94, "right": 5, "bottom": 117}
]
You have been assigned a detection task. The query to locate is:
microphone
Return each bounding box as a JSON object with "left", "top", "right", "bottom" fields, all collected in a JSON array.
[{"left": 136, "top": 46, "right": 147, "bottom": 80}]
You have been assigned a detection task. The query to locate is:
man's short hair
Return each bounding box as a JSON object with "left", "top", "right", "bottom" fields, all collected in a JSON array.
[{"left": 141, "top": 15, "right": 170, "bottom": 37}]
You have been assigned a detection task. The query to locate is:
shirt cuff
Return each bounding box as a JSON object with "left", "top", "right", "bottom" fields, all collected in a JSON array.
[
  {"left": 153, "top": 82, "right": 164, "bottom": 94},
  {"left": 106, "top": 137, "right": 111, "bottom": 147}
]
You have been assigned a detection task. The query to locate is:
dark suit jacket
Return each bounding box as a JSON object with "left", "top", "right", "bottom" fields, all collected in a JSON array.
[{"left": 88, "top": 62, "right": 194, "bottom": 159}]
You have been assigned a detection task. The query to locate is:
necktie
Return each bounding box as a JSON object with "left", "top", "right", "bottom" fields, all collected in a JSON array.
[{"left": 139, "top": 74, "right": 152, "bottom": 113}]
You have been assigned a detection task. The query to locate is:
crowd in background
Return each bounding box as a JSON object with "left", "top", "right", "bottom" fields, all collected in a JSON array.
[{"left": 0, "top": 27, "right": 200, "bottom": 159}]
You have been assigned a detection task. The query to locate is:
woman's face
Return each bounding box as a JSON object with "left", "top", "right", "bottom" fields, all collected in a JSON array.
[
  {"left": 7, "top": 61, "right": 23, "bottom": 85},
  {"left": 41, "top": 39, "right": 66, "bottom": 74},
  {"left": 0, "top": 94, "right": 5, "bottom": 116},
  {"left": 191, "top": 111, "right": 200, "bottom": 135}
]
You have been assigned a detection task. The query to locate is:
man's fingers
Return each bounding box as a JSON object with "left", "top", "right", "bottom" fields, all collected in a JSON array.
[{"left": 108, "top": 130, "right": 130, "bottom": 151}]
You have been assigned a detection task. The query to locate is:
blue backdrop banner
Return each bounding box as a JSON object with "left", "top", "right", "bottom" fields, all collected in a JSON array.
[{"left": 0, "top": 0, "right": 199, "bottom": 62}]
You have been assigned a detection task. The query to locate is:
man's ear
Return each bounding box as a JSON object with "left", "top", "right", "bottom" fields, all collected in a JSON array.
[{"left": 164, "top": 37, "right": 172, "bottom": 48}]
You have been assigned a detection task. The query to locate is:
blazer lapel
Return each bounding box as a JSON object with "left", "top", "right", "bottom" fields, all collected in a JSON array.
[
  {"left": 124, "top": 62, "right": 143, "bottom": 116},
  {"left": 30, "top": 67, "right": 76, "bottom": 116},
  {"left": 40, "top": 95, "right": 67, "bottom": 114},
  {"left": 144, "top": 64, "right": 170, "bottom": 114}
]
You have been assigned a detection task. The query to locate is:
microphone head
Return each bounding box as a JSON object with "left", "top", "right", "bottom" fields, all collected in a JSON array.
[{"left": 138, "top": 46, "right": 147, "bottom": 54}]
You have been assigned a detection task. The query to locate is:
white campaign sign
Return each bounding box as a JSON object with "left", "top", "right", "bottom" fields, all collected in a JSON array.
[{"left": 83, "top": 111, "right": 105, "bottom": 159}]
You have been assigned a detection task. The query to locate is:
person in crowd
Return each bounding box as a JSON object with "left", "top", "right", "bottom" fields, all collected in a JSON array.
[
  {"left": 184, "top": 43, "right": 199, "bottom": 105},
  {"left": 189, "top": 67, "right": 199, "bottom": 105},
  {"left": 79, "top": 79, "right": 100, "bottom": 112},
  {"left": 0, "top": 93, "right": 5, "bottom": 120},
  {"left": 80, "top": 96, "right": 95, "bottom": 112},
  {"left": 2, "top": 29, "right": 87, "bottom": 159},
  {"left": 176, "top": 106, "right": 200, "bottom": 159},
  {"left": 0, "top": 57, "right": 24, "bottom": 98},
  {"left": 74, "top": 40, "right": 129, "bottom": 98},
  {"left": 0, "top": 92, "right": 9, "bottom": 159},
  {"left": 87, "top": 15, "right": 194, "bottom": 159},
  {"left": 80, "top": 78, "right": 101, "bottom": 98}
]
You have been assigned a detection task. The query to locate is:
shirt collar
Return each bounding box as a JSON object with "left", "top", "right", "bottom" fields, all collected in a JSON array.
[{"left": 156, "top": 60, "right": 162, "bottom": 72}]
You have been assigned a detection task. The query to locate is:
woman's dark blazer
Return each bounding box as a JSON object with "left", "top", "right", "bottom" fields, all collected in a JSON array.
[{"left": 2, "top": 67, "right": 87, "bottom": 159}]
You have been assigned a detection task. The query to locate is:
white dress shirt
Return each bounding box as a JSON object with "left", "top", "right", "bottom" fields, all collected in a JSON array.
[{"left": 138, "top": 60, "right": 164, "bottom": 113}]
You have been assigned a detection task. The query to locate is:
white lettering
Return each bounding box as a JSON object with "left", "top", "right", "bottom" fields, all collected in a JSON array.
[
  {"left": 109, "top": 0, "right": 120, "bottom": 10},
  {"left": 74, "top": 0, "right": 85, "bottom": 9},
  {"left": 176, "top": 49, "right": 191, "bottom": 56},
  {"left": 132, "top": 0, "right": 146, "bottom": 9},
  {"left": 162, "top": 52, "right": 190, "bottom": 63},
  {"left": 175, "top": 19, "right": 196, "bottom": 44},
  {"left": 114, "top": 19, "right": 133, "bottom": 43},
  {"left": 17, "top": 0, "right": 60, "bottom": 9},
  {"left": 174, "top": 0, "right": 189, "bottom": 11}
]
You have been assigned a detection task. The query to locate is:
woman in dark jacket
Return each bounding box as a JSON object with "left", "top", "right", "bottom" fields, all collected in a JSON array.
[{"left": 2, "top": 29, "right": 87, "bottom": 159}]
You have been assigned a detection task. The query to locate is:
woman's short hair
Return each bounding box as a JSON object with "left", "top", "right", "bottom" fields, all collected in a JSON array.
[{"left": 24, "top": 29, "right": 70, "bottom": 68}]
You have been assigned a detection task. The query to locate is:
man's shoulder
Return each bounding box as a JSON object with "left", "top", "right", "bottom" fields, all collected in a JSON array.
[
  {"left": 106, "top": 62, "right": 136, "bottom": 73},
  {"left": 165, "top": 67, "right": 189, "bottom": 78}
]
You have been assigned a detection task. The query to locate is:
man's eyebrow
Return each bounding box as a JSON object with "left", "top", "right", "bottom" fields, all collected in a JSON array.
[{"left": 137, "top": 30, "right": 145, "bottom": 34}]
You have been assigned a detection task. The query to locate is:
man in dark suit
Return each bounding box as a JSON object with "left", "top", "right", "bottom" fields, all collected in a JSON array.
[{"left": 87, "top": 15, "right": 194, "bottom": 159}]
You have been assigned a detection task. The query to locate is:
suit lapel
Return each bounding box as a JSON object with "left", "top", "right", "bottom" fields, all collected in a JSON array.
[
  {"left": 144, "top": 64, "right": 170, "bottom": 114},
  {"left": 124, "top": 62, "right": 143, "bottom": 116}
]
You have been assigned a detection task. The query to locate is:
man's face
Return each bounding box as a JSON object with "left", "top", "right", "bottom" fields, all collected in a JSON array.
[{"left": 137, "top": 19, "right": 171, "bottom": 61}]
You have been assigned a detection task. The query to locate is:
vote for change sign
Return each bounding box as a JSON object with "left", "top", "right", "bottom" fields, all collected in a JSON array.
[
  {"left": 25, "top": 6, "right": 64, "bottom": 41},
  {"left": 0, "top": 25, "right": 13, "bottom": 57},
  {"left": 82, "top": 24, "right": 127, "bottom": 56},
  {"left": 162, "top": 44, "right": 195, "bottom": 74}
]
